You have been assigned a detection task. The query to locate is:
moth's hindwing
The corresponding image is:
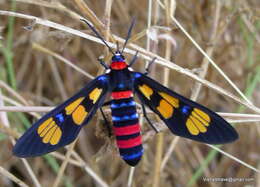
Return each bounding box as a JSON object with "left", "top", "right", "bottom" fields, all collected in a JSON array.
[
  {"left": 13, "top": 75, "right": 110, "bottom": 157},
  {"left": 133, "top": 72, "right": 238, "bottom": 144}
]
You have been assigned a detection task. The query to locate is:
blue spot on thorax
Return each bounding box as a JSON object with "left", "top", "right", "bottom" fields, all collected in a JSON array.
[
  {"left": 56, "top": 113, "right": 65, "bottom": 123},
  {"left": 134, "top": 73, "right": 141, "bottom": 78},
  {"left": 98, "top": 76, "right": 107, "bottom": 82},
  {"left": 118, "top": 83, "right": 125, "bottom": 89}
]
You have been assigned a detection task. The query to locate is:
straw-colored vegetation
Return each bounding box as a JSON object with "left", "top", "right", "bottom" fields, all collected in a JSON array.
[{"left": 0, "top": 0, "right": 259, "bottom": 186}]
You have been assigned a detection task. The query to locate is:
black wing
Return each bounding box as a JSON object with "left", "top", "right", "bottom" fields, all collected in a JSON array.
[
  {"left": 133, "top": 72, "right": 238, "bottom": 144},
  {"left": 13, "top": 75, "right": 111, "bottom": 157}
]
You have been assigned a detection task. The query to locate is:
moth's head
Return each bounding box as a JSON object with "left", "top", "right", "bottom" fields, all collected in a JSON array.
[
  {"left": 112, "top": 51, "right": 125, "bottom": 62},
  {"left": 110, "top": 51, "right": 127, "bottom": 70}
]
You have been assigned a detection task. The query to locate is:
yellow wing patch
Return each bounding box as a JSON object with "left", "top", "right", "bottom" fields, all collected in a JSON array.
[
  {"left": 65, "top": 96, "right": 90, "bottom": 125},
  {"left": 186, "top": 108, "right": 211, "bottom": 135},
  {"left": 158, "top": 92, "right": 179, "bottom": 108},
  {"left": 50, "top": 127, "right": 62, "bottom": 145},
  {"left": 65, "top": 97, "right": 84, "bottom": 115},
  {"left": 139, "top": 84, "right": 153, "bottom": 100},
  {"left": 37, "top": 118, "right": 53, "bottom": 135},
  {"left": 89, "top": 88, "right": 102, "bottom": 104},
  {"left": 37, "top": 118, "right": 62, "bottom": 145},
  {"left": 157, "top": 99, "right": 173, "bottom": 119},
  {"left": 186, "top": 119, "right": 199, "bottom": 135},
  {"left": 72, "top": 105, "right": 88, "bottom": 125},
  {"left": 193, "top": 108, "right": 210, "bottom": 125}
]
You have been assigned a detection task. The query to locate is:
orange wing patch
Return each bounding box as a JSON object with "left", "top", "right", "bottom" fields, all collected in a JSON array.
[
  {"left": 139, "top": 84, "right": 153, "bottom": 100},
  {"left": 72, "top": 105, "right": 88, "bottom": 125},
  {"left": 65, "top": 96, "right": 89, "bottom": 125},
  {"left": 37, "top": 118, "right": 62, "bottom": 145},
  {"left": 89, "top": 88, "right": 102, "bottom": 104},
  {"left": 37, "top": 118, "right": 53, "bottom": 134},
  {"left": 186, "top": 108, "right": 211, "bottom": 135},
  {"left": 65, "top": 97, "right": 84, "bottom": 115},
  {"left": 193, "top": 108, "right": 210, "bottom": 125},
  {"left": 158, "top": 92, "right": 179, "bottom": 108},
  {"left": 157, "top": 99, "right": 173, "bottom": 119}
]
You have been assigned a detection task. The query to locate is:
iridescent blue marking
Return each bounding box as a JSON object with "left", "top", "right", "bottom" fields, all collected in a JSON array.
[
  {"left": 122, "top": 150, "right": 144, "bottom": 160},
  {"left": 120, "top": 102, "right": 127, "bottom": 107},
  {"left": 111, "top": 103, "right": 118, "bottom": 108},
  {"left": 56, "top": 113, "right": 64, "bottom": 123},
  {"left": 111, "top": 101, "right": 136, "bottom": 109},
  {"left": 123, "top": 115, "right": 130, "bottom": 120},
  {"left": 134, "top": 73, "right": 141, "bottom": 78},
  {"left": 118, "top": 83, "right": 125, "bottom": 89},
  {"left": 131, "top": 113, "right": 138, "bottom": 119},
  {"left": 112, "top": 113, "right": 138, "bottom": 122},
  {"left": 181, "top": 106, "right": 191, "bottom": 114},
  {"left": 112, "top": 116, "right": 121, "bottom": 121},
  {"left": 98, "top": 75, "right": 107, "bottom": 82},
  {"left": 128, "top": 101, "right": 136, "bottom": 106},
  {"left": 112, "top": 54, "right": 124, "bottom": 62}
]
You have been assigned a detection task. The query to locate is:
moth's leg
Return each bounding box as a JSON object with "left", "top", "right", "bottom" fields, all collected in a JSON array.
[
  {"left": 144, "top": 57, "right": 156, "bottom": 75},
  {"left": 100, "top": 107, "right": 112, "bottom": 136},
  {"left": 98, "top": 57, "right": 109, "bottom": 69},
  {"left": 141, "top": 103, "right": 159, "bottom": 133},
  {"left": 128, "top": 51, "right": 139, "bottom": 67},
  {"left": 102, "top": 100, "right": 112, "bottom": 106}
]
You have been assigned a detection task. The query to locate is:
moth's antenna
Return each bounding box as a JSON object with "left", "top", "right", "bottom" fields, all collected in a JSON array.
[
  {"left": 116, "top": 41, "right": 120, "bottom": 52},
  {"left": 121, "top": 18, "right": 136, "bottom": 54},
  {"left": 80, "top": 19, "right": 115, "bottom": 55}
]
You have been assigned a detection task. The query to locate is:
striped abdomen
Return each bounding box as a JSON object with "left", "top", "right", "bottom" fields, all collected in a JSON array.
[{"left": 111, "top": 91, "right": 143, "bottom": 166}]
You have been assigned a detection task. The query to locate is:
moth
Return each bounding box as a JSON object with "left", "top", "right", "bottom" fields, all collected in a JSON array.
[{"left": 13, "top": 19, "right": 238, "bottom": 166}]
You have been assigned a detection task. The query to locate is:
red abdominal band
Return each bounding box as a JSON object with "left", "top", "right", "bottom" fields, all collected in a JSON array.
[
  {"left": 112, "top": 91, "right": 132, "bottom": 99},
  {"left": 117, "top": 136, "right": 142, "bottom": 148},
  {"left": 113, "top": 124, "right": 140, "bottom": 136}
]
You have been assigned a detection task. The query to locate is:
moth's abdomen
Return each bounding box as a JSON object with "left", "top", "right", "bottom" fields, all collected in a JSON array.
[{"left": 111, "top": 91, "right": 143, "bottom": 166}]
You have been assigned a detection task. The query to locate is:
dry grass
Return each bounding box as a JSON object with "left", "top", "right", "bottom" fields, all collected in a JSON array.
[{"left": 0, "top": 0, "right": 259, "bottom": 187}]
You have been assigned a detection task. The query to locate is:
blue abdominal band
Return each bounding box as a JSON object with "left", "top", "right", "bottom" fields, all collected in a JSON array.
[
  {"left": 111, "top": 101, "right": 135, "bottom": 109},
  {"left": 112, "top": 113, "right": 138, "bottom": 122},
  {"left": 122, "top": 149, "right": 144, "bottom": 160}
]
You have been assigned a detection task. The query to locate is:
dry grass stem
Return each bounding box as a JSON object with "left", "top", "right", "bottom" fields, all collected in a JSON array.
[
  {"left": 53, "top": 140, "right": 77, "bottom": 187},
  {"left": 0, "top": 93, "right": 41, "bottom": 187},
  {"left": 0, "top": 166, "right": 29, "bottom": 187},
  {"left": 207, "top": 145, "right": 260, "bottom": 173},
  {"left": 32, "top": 43, "right": 94, "bottom": 79}
]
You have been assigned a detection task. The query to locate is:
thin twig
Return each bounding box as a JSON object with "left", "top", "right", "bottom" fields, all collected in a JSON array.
[
  {"left": 71, "top": 151, "right": 109, "bottom": 187},
  {"left": 0, "top": 166, "right": 29, "bottom": 187},
  {"left": 0, "top": 81, "right": 28, "bottom": 105},
  {"left": 48, "top": 56, "right": 68, "bottom": 100},
  {"left": 32, "top": 43, "right": 94, "bottom": 79},
  {"left": 53, "top": 140, "right": 78, "bottom": 187},
  {"left": 160, "top": 136, "right": 179, "bottom": 170},
  {"left": 73, "top": 0, "right": 105, "bottom": 29},
  {"left": 207, "top": 144, "right": 260, "bottom": 173},
  {"left": 1, "top": 106, "right": 260, "bottom": 121},
  {"left": 127, "top": 167, "right": 135, "bottom": 187},
  {"left": 170, "top": 15, "right": 252, "bottom": 105},
  {"left": 0, "top": 92, "right": 41, "bottom": 187}
]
